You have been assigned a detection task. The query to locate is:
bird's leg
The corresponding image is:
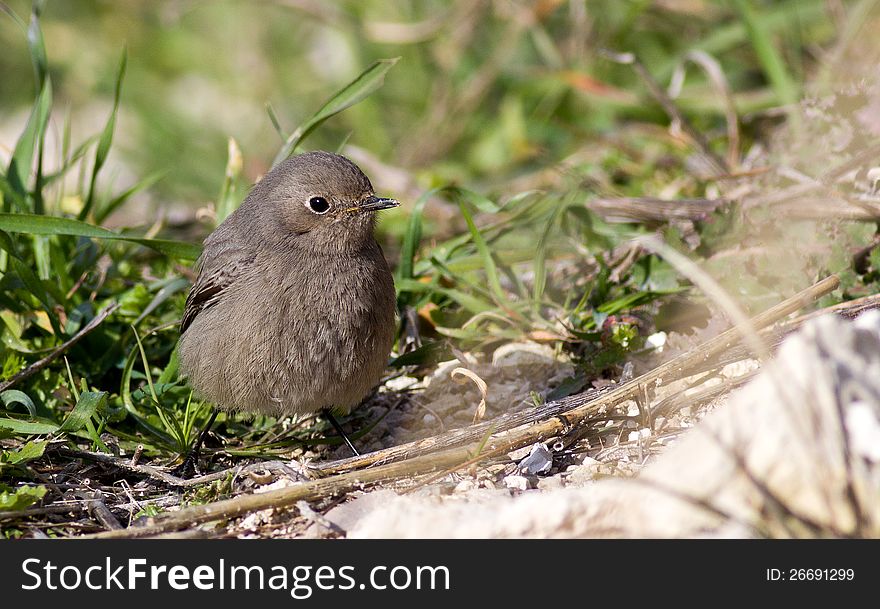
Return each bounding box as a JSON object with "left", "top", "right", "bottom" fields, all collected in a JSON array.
[
  {"left": 173, "top": 407, "right": 220, "bottom": 478},
  {"left": 322, "top": 409, "right": 361, "bottom": 457}
]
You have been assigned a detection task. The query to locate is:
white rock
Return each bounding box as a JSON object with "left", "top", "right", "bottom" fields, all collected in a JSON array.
[
  {"left": 503, "top": 475, "right": 534, "bottom": 491},
  {"left": 454, "top": 479, "right": 477, "bottom": 493},
  {"left": 646, "top": 331, "right": 667, "bottom": 352}
]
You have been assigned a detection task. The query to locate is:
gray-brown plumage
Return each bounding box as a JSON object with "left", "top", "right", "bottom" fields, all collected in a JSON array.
[{"left": 178, "top": 151, "right": 398, "bottom": 419}]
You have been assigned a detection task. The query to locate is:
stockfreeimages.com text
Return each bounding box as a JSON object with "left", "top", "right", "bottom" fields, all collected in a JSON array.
[{"left": 21, "top": 558, "right": 450, "bottom": 598}]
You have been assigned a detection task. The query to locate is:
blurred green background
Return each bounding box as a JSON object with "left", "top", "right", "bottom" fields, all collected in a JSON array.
[{"left": 0, "top": 0, "right": 843, "bottom": 218}]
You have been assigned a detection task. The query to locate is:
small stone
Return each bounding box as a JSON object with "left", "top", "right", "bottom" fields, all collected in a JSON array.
[
  {"left": 846, "top": 402, "right": 880, "bottom": 462},
  {"left": 517, "top": 443, "right": 553, "bottom": 475},
  {"left": 566, "top": 466, "right": 598, "bottom": 486},
  {"left": 646, "top": 331, "right": 666, "bottom": 352},
  {"left": 384, "top": 375, "right": 421, "bottom": 391},
  {"left": 454, "top": 479, "right": 477, "bottom": 493},
  {"left": 537, "top": 475, "right": 564, "bottom": 491},
  {"left": 503, "top": 475, "right": 534, "bottom": 491}
]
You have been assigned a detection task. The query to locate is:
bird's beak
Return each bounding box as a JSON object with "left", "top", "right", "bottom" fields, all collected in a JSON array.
[{"left": 346, "top": 195, "right": 399, "bottom": 213}]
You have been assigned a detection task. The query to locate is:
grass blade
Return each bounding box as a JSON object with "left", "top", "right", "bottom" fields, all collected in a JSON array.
[
  {"left": 395, "top": 278, "right": 494, "bottom": 315},
  {"left": 443, "top": 186, "right": 501, "bottom": 214},
  {"left": 4, "top": 439, "right": 47, "bottom": 464},
  {"left": 215, "top": 137, "right": 243, "bottom": 224},
  {"left": 732, "top": 0, "right": 800, "bottom": 109},
  {"left": 532, "top": 204, "right": 562, "bottom": 307},
  {"left": 133, "top": 277, "right": 190, "bottom": 326},
  {"left": 59, "top": 391, "right": 106, "bottom": 433},
  {"left": 0, "top": 173, "right": 28, "bottom": 213},
  {"left": 80, "top": 48, "right": 127, "bottom": 221},
  {"left": 398, "top": 188, "right": 434, "bottom": 282},
  {"left": 0, "top": 418, "right": 59, "bottom": 434},
  {"left": 1, "top": 389, "right": 37, "bottom": 418},
  {"left": 6, "top": 78, "right": 52, "bottom": 204},
  {"left": 119, "top": 345, "right": 176, "bottom": 447},
  {"left": 457, "top": 202, "right": 508, "bottom": 307},
  {"left": 9, "top": 256, "right": 63, "bottom": 336},
  {"left": 0, "top": 213, "right": 202, "bottom": 260},
  {"left": 266, "top": 101, "right": 287, "bottom": 140},
  {"left": 26, "top": 0, "right": 48, "bottom": 91},
  {"left": 272, "top": 57, "right": 399, "bottom": 166}
]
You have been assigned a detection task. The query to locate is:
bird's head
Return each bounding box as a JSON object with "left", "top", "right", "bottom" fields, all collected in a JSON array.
[{"left": 236, "top": 151, "right": 398, "bottom": 252}]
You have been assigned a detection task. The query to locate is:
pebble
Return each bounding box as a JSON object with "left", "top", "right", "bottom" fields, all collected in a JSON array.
[{"left": 502, "top": 475, "right": 534, "bottom": 491}]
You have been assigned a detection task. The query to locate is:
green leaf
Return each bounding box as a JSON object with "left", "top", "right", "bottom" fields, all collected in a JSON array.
[
  {"left": 3, "top": 439, "right": 47, "bottom": 465},
  {"left": 1, "top": 390, "right": 37, "bottom": 418},
  {"left": 0, "top": 228, "right": 13, "bottom": 253},
  {"left": 532, "top": 204, "right": 562, "bottom": 307},
  {"left": 26, "top": 0, "right": 48, "bottom": 90},
  {"left": 395, "top": 278, "right": 493, "bottom": 314},
  {"left": 32, "top": 233, "right": 50, "bottom": 278},
  {"left": 272, "top": 57, "right": 399, "bottom": 166},
  {"left": 0, "top": 310, "right": 36, "bottom": 353},
  {"left": 596, "top": 289, "right": 682, "bottom": 315},
  {"left": 157, "top": 344, "right": 180, "bottom": 385},
  {"left": 8, "top": 255, "right": 63, "bottom": 336},
  {"left": 6, "top": 77, "right": 52, "bottom": 203},
  {"left": 0, "top": 213, "right": 201, "bottom": 260},
  {"left": 265, "top": 101, "right": 287, "bottom": 139},
  {"left": 0, "top": 173, "right": 28, "bottom": 212},
  {"left": 133, "top": 276, "right": 190, "bottom": 326},
  {"left": 216, "top": 137, "right": 243, "bottom": 223},
  {"left": 0, "top": 418, "right": 59, "bottom": 434},
  {"left": 0, "top": 483, "right": 47, "bottom": 510},
  {"left": 119, "top": 345, "right": 177, "bottom": 447},
  {"left": 81, "top": 48, "right": 127, "bottom": 220},
  {"left": 443, "top": 186, "right": 501, "bottom": 214},
  {"left": 59, "top": 391, "right": 106, "bottom": 433},
  {"left": 458, "top": 202, "right": 508, "bottom": 307},
  {"left": 41, "top": 133, "right": 98, "bottom": 188},
  {"left": 399, "top": 188, "right": 435, "bottom": 282},
  {"left": 388, "top": 340, "right": 450, "bottom": 368},
  {"left": 732, "top": 0, "right": 800, "bottom": 110}
]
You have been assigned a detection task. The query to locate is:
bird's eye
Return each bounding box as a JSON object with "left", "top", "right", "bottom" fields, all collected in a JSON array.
[{"left": 307, "top": 196, "right": 330, "bottom": 214}]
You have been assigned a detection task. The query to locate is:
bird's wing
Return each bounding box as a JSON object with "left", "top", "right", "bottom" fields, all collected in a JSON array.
[{"left": 180, "top": 244, "right": 255, "bottom": 334}]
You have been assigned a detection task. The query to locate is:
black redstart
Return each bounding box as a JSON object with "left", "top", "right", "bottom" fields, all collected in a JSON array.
[{"left": 177, "top": 151, "right": 398, "bottom": 466}]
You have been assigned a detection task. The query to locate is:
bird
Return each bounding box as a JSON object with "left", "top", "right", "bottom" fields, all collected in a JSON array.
[{"left": 176, "top": 151, "right": 399, "bottom": 470}]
